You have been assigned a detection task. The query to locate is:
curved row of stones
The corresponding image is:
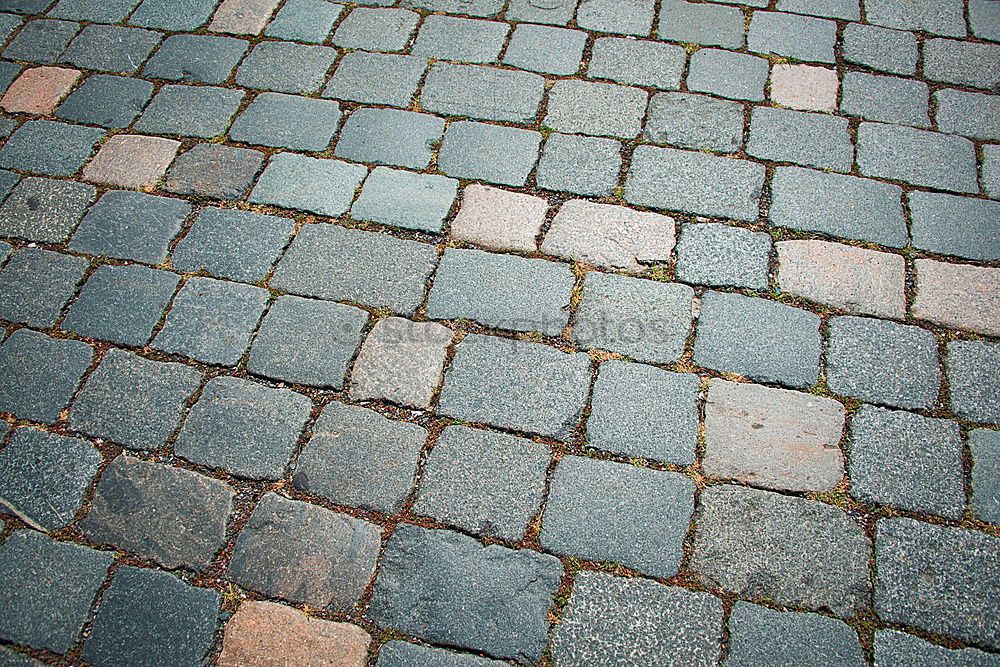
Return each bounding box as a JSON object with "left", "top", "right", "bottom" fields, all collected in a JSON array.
[{"left": 0, "top": 0, "right": 997, "bottom": 665}]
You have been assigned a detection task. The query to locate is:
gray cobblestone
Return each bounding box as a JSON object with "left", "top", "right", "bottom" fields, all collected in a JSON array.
[
  {"left": 129, "top": 0, "right": 219, "bottom": 32},
  {"left": 747, "top": 106, "right": 853, "bottom": 172},
  {"left": 164, "top": 143, "right": 265, "bottom": 201},
  {"left": 875, "top": 629, "right": 1000, "bottom": 666},
  {"left": 686, "top": 48, "right": 768, "bottom": 102},
  {"left": 947, "top": 340, "right": 1000, "bottom": 425},
  {"left": 0, "top": 329, "right": 92, "bottom": 424},
  {"left": 335, "top": 108, "right": 444, "bottom": 170},
  {"left": 437, "top": 120, "right": 541, "bottom": 187},
  {"left": 544, "top": 79, "right": 647, "bottom": 139},
  {"left": 71, "top": 190, "right": 190, "bottom": 264},
  {"left": 502, "top": 24, "right": 586, "bottom": 76},
  {"left": 250, "top": 153, "right": 366, "bottom": 217},
  {"left": 658, "top": 0, "right": 743, "bottom": 49},
  {"left": 235, "top": 41, "right": 337, "bottom": 94},
  {"left": 971, "top": 429, "right": 1000, "bottom": 524},
  {"left": 577, "top": 0, "right": 655, "bottom": 36},
  {"left": 727, "top": 602, "right": 865, "bottom": 666},
  {"left": 142, "top": 34, "right": 248, "bottom": 84},
  {"left": 776, "top": 0, "right": 859, "bottom": 20},
  {"left": 411, "top": 15, "right": 508, "bottom": 63},
  {"left": 377, "top": 642, "right": 506, "bottom": 667},
  {"left": 59, "top": 24, "right": 161, "bottom": 74},
  {"left": 0, "top": 247, "right": 87, "bottom": 327},
  {"left": 842, "top": 23, "right": 917, "bottom": 76},
  {"left": 747, "top": 11, "right": 837, "bottom": 63},
  {"left": 230, "top": 93, "right": 341, "bottom": 152},
  {"left": 55, "top": 74, "right": 153, "bottom": 128},
  {"left": 645, "top": 92, "right": 743, "bottom": 153},
  {"left": 923, "top": 39, "right": 1000, "bottom": 91},
  {"left": 840, "top": 71, "right": 929, "bottom": 128},
  {"left": 3, "top": 19, "right": 78, "bottom": 65},
  {"left": 969, "top": 0, "right": 1000, "bottom": 41},
  {"left": 420, "top": 62, "right": 545, "bottom": 123},
  {"left": 858, "top": 122, "right": 977, "bottom": 193},
  {"left": 400, "top": 0, "right": 503, "bottom": 16},
  {"left": 909, "top": 191, "right": 1000, "bottom": 262},
  {"left": 350, "top": 167, "right": 457, "bottom": 234},
  {"left": 505, "top": 0, "right": 575, "bottom": 25},
  {"left": 0, "top": 176, "right": 94, "bottom": 243},
  {"left": 587, "top": 37, "right": 685, "bottom": 89},
  {"left": 322, "top": 52, "right": 425, "bottom": 108},
  {"left": 332, "top": 7, "right": 418, "bottom": 52},
  {"left": 536, "top": 133, "right": 621, "bottom": 197},
  {"left": 934, "top": 88, "right": 1000, "bottom": 141},
  {"left": 264, "top": 0, "right": 342, "bottom": 43},
  {"left": 135, "top": 84, "right": 244, "bottom": 139},
  {"left": 676, "top": 223, "right": 771, "bottom": 290},
  {"left": 864, "top": 0, "right": 965, "bottom": 37},
  {"left": 985, "top": 145, "right": 1000, "bottom": 200},
  {"left": 0, "top": 119, "right": 103, "bottom": 177}
]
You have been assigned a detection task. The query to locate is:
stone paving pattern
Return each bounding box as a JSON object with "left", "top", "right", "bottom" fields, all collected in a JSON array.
[{"left": 0, "top": 0, "right": 996, "bottom": 664}]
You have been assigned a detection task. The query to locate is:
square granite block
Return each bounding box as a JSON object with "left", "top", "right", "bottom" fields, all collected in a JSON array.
[
  {"left": 129, "top": 0, "right": 219, "bottom": 30},
  {"left": 68, "top": 348, "right": 201, "bottom": 451},
  {"left": 694, "top": 291, "right": 821, "bottom": 388},
  {"left": 420, "top": 62, "right": 544, "bottom": 123},
  {"left": 62, "top": 264, "right": 179, "bottom": 346},
  {"left": 841, "top": 71, "right": 929, "bottom": 128},
  {"left": 0, "top": 119, "right": 103, "bottom": 176},
  {"left": 587, "top": 360, "right": 699, "bottom": 465},
  {"left": 502, "top": 23, "right": 587, "bottom": 76},
  {"left": 450, "top": 184, "right": 548, "bottom": 252},
  {"left": 437, "top": 334, "right": 591, "bottom": 440},
  {"left": 230, "top": 92, "right": 340, "bottom": 152},
  {"left": 864, "top": 0, "right": 965, "bottom": 37},
  {"left": 0, "top": 427, "right": 100, "bottom": 531},
  {"left": 437, "top": 121, "right": 541, "bottom": 187},
  {"left": 332, "top": 7, "right": 418, "bottom": 52},
  {"left": 413, "top": 425, "right": 549, "bottom": 541},
  {"left": 0, "top": 176, "right": 95, "bottom": 243},
  {"left": 271, "top": 224, "right": 437, "bottom": 315},
  {"left": 171, "top": 206, "right": 294, "bottom": 283},
  {"left": 55, "top": 74, "right": 153, "bottom": 128},
  {"left": 506, "top": 0, "right": 575, "bottom": 24},
  {"left": 164, "top": 143, "right": 265, "bottom": 201},
  {"left": 177, "top": 376, "right": 312, "bottom": 480},
  {"left": 82, "top": 134, "right": 180, "bottom": 189},
  {"left": 59, "top": 24, "right": 162, "bottom": 74},
  {"left": 687, "top": 48, "right": 768, "bottom": 102},
  {"left": 235, "top": 41, "right": 337, "bottom": 93},
  {"left": 537, "top": 133, "right": 622, "bottom": 197},
  {"left": 249, "top": 152, "right": 367, "bottom": 216},
  {"left": 577, "top": 0, "right": 656, "bottom": 36},
  {"left": 70, "top": 190, "right": 191, "bottom": 263},
  {"left": 48, "top": 0, "right": 140, "bottom": 23},
  {"left": 0, "top": 65, "right": 81, "bottom": 115},
  {"left": 856, "top": 122, "right": 977, "bottom": 194},
  {"left": 544, "top": 79, "right": 647, "bottom": 139},
  {"left": 572, "top": 272, "right": 694, "bottom": 365},
  {"left": 675, "top": 223, "right": 771, "bottom": 289},
  {"left": 909, "top": 191, "right": 1000, "bottom": 263},
  {"left": 293, "top": 402, "right": 426, "bottom": 513},
  {"left": 658, "top": 0, "right": 743, "bottom": 48},
  {"left": 410, "top": 14, "right": 508, "bottom": 63},
  {"left": 335, "top": 108, "right": 444, "bottom": 170},
  {"left": 541, "top": 455, "right": 695, "bottom": 578},
  {"left": 0, "top": 329, "right": 93, "bottom": 424},
  {"left": 248, "top": 295, "right": 367, "bottom": 388},
  {"left": 842, "top": 23, "right": 917, "bottom": 76},
  {"left": 947, "top": 340, "right": 1000, "bottom": 425},
  {"left": 727, "top": 602, "right": 865, "bottom": 667},
  {"left": 135, "top": 84, "right": 245, "bottom": 139},
  {"left": 323, "top": 51, "right": 425, "bottom": 108},
  {"left": 0, "top": 247, "right": 87, "bottom": 327},
  {"left": 747, "top": 10, "right": 837, "bottom": 63},
  {"left": 770, "top": 63, "right": 840, "bottom": 112},
  {"left": 143, "top": 34, "right": 248, "bottom": 85},
  {"left": 153, "top": 277, "right": 268, "bottom": 365},
  {"left": 587, "top": 37, "right": 686, "bottom": 89},
  {"left": 747, "top": 106, "right": 853, "bottom": 172},
  {"left": 264, "top": 0, "right": 342, "bottom": 43},
  {"left": 935, "top": 88, "right": 1000, "bottom": 142},
  {"left": 350, "top": 167, "right": 457, "bottom": 234},
  {"left": 2, "top": 19, "right": 78, "bottom": 65}
]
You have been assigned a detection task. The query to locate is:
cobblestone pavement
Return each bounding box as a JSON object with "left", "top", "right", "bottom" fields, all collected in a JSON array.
[{"left": 0, "top": 0, "right": 997, "bottom": 664}]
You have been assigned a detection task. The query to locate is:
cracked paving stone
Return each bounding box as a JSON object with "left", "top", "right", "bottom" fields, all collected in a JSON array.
[
  {"left": 726, "top": 601, "right": 865, "bottom": 667},
  {"left": 658, "top": 0, "right": 744, "bottom": 48},
  {"left": 0, "top": 329, "right": 93, "bottom": 424},
  {"left": 842, "top": 23, "right": 917, "bottom": 76},
  {"left": 0, "top": 246, "right": 87, "bottom": 327},
  {"left": 70, "top": 190, "right": 191, "bottom": 264},
  {"left": 686, "top": 48, "right": 768, "bottom": 102},
  {"left": 856, "top": 121, "right": 978, "bottom": 194},
  {"left": 506, "top": 0, "right": 576, "bottom": 25},
  {"left": 747, "top": 10, "right": 837, "bottom": 64},
  {"left": 0, "top": 176, "right": 95, "bottom": 243},
  {"left": 502, "top": 23, "right": 587, "bottom": 76},
  {"left": 676, "top": 223, "right": 771, "bottom": 290},
  {"left": 376, "top": 641, "right": 505, "bottom": 667}
]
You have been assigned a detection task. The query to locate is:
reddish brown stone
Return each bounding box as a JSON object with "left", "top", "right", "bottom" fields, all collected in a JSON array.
[
  {"left": 913, "top": 259, "right": 1000, "bottom": 336},
  {"left": 217, "top": 601, "right": 371, "bottom": 667},
  {"left": 82, "top": 134, "right": 180, "bottom": 190},
  {"left": 0, "top": 66, "right": 81, "bottom": 115},
  {"left": 209, "top": 0, "right": 282, "bottom": 35}
]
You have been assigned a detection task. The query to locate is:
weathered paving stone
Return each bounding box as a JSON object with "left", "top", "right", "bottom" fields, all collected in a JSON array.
[
  {"left": 645, "top": 92, "right": 744, "bottom": 153},
  {"left": 505, "top": 0, "right": 576, "bottom": 25},
  {"left": 234, "top": 41, "right": 337, "bottom": 93},
  {"left": 420, "top": 62, "right": 545, "bottom": 123},
  {"left": 411, "top": 15, "right": 508, "bottom": 63},
  {"left": 703, "top": 379, "right": 846, "bottom": 492},
  {"left": 686, "top": 48, "right": 768, "bottom": 102},
  {"left": 230, "top": 93, "right": 341, "bottom": 152},
  {"left": 228, "top": 492, "right": 381, "bottom": 610},
  {"left": 542, "top": 455, "right": 694, "bottom": 577},
  {"left": 502, "top": 23, "right": 587, "bottom": 76},
  {"left": 587, "top": 37, "right": 685, "bottom": 89},
  {"left": 777, "top": 240, "right": 906, "bottom": 318},
  {"left": 850, "top": 405, "right": 964, "bottom": 519},
  {"left": 0, "top": 119, "right": 103, "bottom": 176},
  {"left": 165, "top": 144, "right": 265, "bottom": 201},
  {"left": 692, "top": 484, "right": 872, "bottom": 615},
  {"left": 841, "top": 23, "right": 917, "bottom": 76},
  {"left": 335, "top": 108, "right": 444, "bottom": 170},
  {"left": 81, "top": 566, "right": 219, "bottom": 667},
  {"left": 414, "top": 425, "right": 549, "bottom": 541},
  {"left": 923, "top": 39, "right": 1000, "bottom": 91},
  {"left": 658, "top": 0, "right": 743, "bottom": 48},
  {"left": 0, "top": 427, "right": 100, "bottom": 531},
  {"left": 726, "top": 602, "right": 865, "bottom": 667},
  {"left": 70, "top": 191, "right": 190, "bottom": 264},
  {"left": 874, "top": 629, "right": 1000, "bottom": 666},
  {"left": 55, "top": 74, "right": 153, "bottom": 128},
  {"left": 351, "top": 167, "right": 457, "bottom": 234},
  {"left": 82, "top": 134, "right": 180, "bottom": 190},
  {"left": 577, "top": 0, "right": 656, "bottom": 35},
  {"left": 747, "top": 106, "right": 853, "bottom": 172},
  {"left": 332, "top": 7, "right": 417, "bottom": 51},
  {"left": 913, "top": 260, "right": 1000, "bottom": 337},
  {"left": 858, "top": 122, "right": 977, "bottom": 193},
  {"left": 969, "top": 0, "right": 1000, "bottom": 41},
  {"left": 694, "top": 291, "right": 821, "bottom": 388},
  {"left": 827, "top": 316, "right": 940, "bottom": 410},
  {"left": 936, "top": 89, "right": 1000, "bottom": 142},
  {"left": 572, "top": 272, "right": 693, "bottom": 364},
  {"left": 0, "top": 329, "right": 92, "bottom": 423},
  {"left": 62, "top": 264, "right": 179, "bottom": 346},
  {"left": 986, "top": 146, "right": 1000, "bottom": 200},
  {"left": 450, "top": 184, "right": 547, "bottom": 252},
  {"left": 377, "top": 641, "right": 506, "bottom": 667},
  {"left": 129, "top": 0, "right": 218, "bottom": 30},
  {"left": 770, "top": 64, "right": 839, "bottom": 112},
  {"left": 947, "top": 340, "right": 1000, "bottom": 425},
  {"left": 135, "top": 84, "right": 244, "bottom": 139},
  {"left": 322, "top": 51, "right": 425, "bottom": 108},
  {"left": 551, "top": 571, "right": 722, "bottom": 667},
  {"left": 249, "top": 153, "right": 367, "bottom": 217},
  {"left": 209, "top": 0, "right": 281, "bottom": 35},
  {"left": 536, "top": 133, "right": 621, "bottom": 197},
  {"left": 350, "top": 317, "right": 452, "bottom": 408},
  {"left": 0, "top": 646, "right": 42, "bottom": 667},
  {"left": 0, "top": 176, "right": 94, "bottom": 243},
  {"left": 747, "top": 11, "right": 837, "bottom": 63},
  {"left": 875, "top": 518, "right": 1000, "bottom": 649},
  {"left": 676, "top": 223, "right": 771, "bottom": 290},
  {"left": 0, "top": 247, "right": 87, "bottom": 327},
  {"left": 153, "top": 277, "right": 269, "bottom": 366},
  {"left": 0, "top": 170, "right": 19, "bottom": 202},
  {"left": 369, "top": 524, "right": 562, "bottom": 663},
  {"left": 142, "top": 33, "right": 249, "bottom": 84},
  {"left": 971, "top": 430, "right": 1000, "bottom": 525},
  {"left": 543, "top": 79, "right": 647, "bottom": 139},
  {"left": 0, "top": 531, "right": 112, "bottom": 653},
  {"left": 769, "top": 166, "right": 908, "bottom": 247},
  {"left": 0, "top": 0, "right": 46, "bottom": 12},
  {"left": 427, "top": 248, "right": 574, "bottom": 336},
  {"left": 841, "top": 71, "right": 929, "bottom": 128},
  {"left": 626, "top": 145, "right": 765, "bottom": 222},
  {"left": 58, "top": 24, "right": 161, "bottom": 74},
  {"left": 864, "top": 0, "right": 965, "bottom": 37},
  {"left": 264, "top": 0, "right": 342, "bottom": 42},
  {"left": 219, "top": 601, "right": 371, "bottom": 667},
  {"left": 587, "top": 360, "right": 699, "bottom": 465},
  {"left": 776, "top": 0, "right": 860, "bottom": 19},
  {"left": 69, "top": 349, "right": 200, "bottom": 451},
  {"left": 909, "top": 191, "right": 1000, "bottom": 262},
  {"left": 294, "top": 402, "right": 425, "bottom": 514},
  {"left": 437, "top": 120, "right": 541, "bottom": 187},
  {"left": 271, "top": 224, "right": 437, "bottom": 315},
  {"left": 437, "top": 334, "right": 591, "bottom": 440},
  {"left": 171, "top": 207, "right": 294, "bottom": 283},
  {"left": 3, "top": 19, "right": 78, "bottom": 65},
  {"left": 82, "top": 456, "right": 234, "bottom": 570},
  {"left": 0, "top": 65, "right": 78, "bottom": 114},
  {"left": 541, "top": 199, "right": 675, "bottom": 272},
  {"left": 177, "top": 376, "right": 312, "bottom": 480}
]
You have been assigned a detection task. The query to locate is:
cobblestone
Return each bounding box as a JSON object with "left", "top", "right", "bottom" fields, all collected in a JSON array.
[
  {"left": 935, "top": 88, "right": 1000, "bottom": 142},
  {"left": 235, "top": 41, "right": 337, "bottom": 94},
  {"left": 909, "top": 191, "right": 1000, "bottom": 262},
  {"left": 505, "top": 0, "right": 575, "bottom": 25},
  {"left": 864, "top": 0, "right": 965, "bottom": 36},
  {"left": 82, "top": 134, "right": 179, "bottom": 189},
  {"left": 0, "top": 119, "right": 103, "bottom": 176},
  {"left": 645, "top": 92, "right": 744, "bottom": 153},
  {"left": 747, "top": 106, "right": 853, "bottom": 172},
  {"left": 726, "top": 602, "right": 865, "bottom": 666},
  {"left": 913, "top": 260, "right": 1000, "bottom": 337},
  {"left": 0, "top": 176, "right": 95, "bottom": 243},
  {"left": 0, "top": 65, "right": 79, "bottom": 114},
  {"left": 686, "top": 48, "right": 768, "bottom": 102},
  {"left": 376, "top": 641, "right": 505, "bottom": 666},
  {"left": 676, "top": 223, "right": 771, "bottom": 290},
  {"left": 747, "top": 11, "right": 837, "bottom": 63},
  {"left": 450, "top": 184, "right": 547, "bottom": 252},
  {"left": 335, "top": 108, "right": 443, "bottom": 170},
  {"left": 502, "top": 24, "right": 586, "bottom": 77},
  {"left": 947, "top": 340, "right": 1000, "bottom": 425},
  {"left": 841, "top": 23, "right": 917, "bottom": 75},
  {"left": 209, "top": 0, "right": 281, "bottom": 35},
  {"left": 874, "top": 629, "right": 1000, "bottom": 666},
  {"left": 136, "top": 84, "right": 245, "bottom": 139},
  {"left": 71, "top": 190, "right": 191, "bottom": 263},
  {"left": 437, "top": 120, "right": 541, "bottom": 187},
  {"left": 3, "top": 19, "right": 77, "bottom": 65},
  {"left": 840, "top": 71, "right": 929, "bottom": 127},
  {"left": 351, "top": 167, "right": 457, "bottom": 234},
  {"left": 264, "top": 0, "right": 342, "bottom": 43},
  {"left": 230, "top": 93, "right": 341, "bottom": 152},
  {"left": 350, "top": 317, "right": 451, "bottom": 408},
  {"left": 420, "top": 62, "right": 544, "bottom": 123},
  {"left": 769, "top": 64, "right": 838, "bottom": 112},
  {"left": 411, "top": 15, "right": 508, "bottom": 63},
  {"left": 323, "top": 52, "right": 425, "bottom": 108},
  {"left": 922, "top": 39, "right": 1000, "bottom": 91},
  {"left": 130, "top": 0, "right": 218, "bottom": 30},
  {"left": 536, "top": 133, "right": 621, "bottom": 197},
  {"left": 332, "top": 7, "right": 417, "bottom": 52},
  {"left": 250, "top": 153, "right": 366, "bottom": 217},
  {"left": 971, "top": 429, "right": 1000, "bottom": 524},
  {"left": 985, "top": 146, "right": 1000, "bottom": 200},
  {"left": 0, "top": 246, "right": 87, "bottom": 327},
  {"left": 587, "top": 37, "right": 685, "bottom": 89},
  {"left": 0, "top": 329, "right": 93, "bottom": 424},
  {"left": 543, "top": 79, "right": 648, "bottom": 139},
  {"left": 658, "top": 0, "right": 743, "bottom": 49},
  {"left": 58, "top": 24, "right": 161, "bottom": 74},
  {"left": 164, "top": 143, "right": 264, "bottom": 200},
  {"left": 857, "top": 122, "right": 977, "bottom": 193},
  {"left": 142, "top": 34, "right": 248, "bottom": 84}
]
